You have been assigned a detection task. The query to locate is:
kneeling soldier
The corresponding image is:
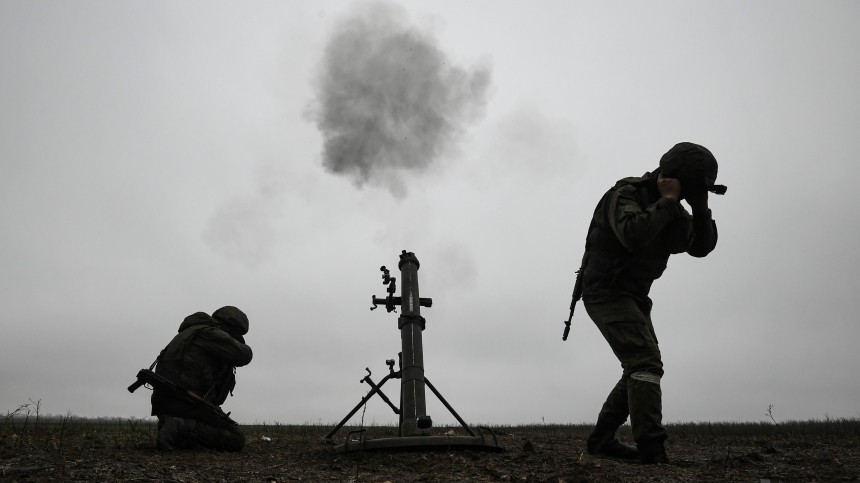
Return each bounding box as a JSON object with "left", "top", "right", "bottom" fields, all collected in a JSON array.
[{"left": 150, "top": 306, "right": 253, "bottom": 451}]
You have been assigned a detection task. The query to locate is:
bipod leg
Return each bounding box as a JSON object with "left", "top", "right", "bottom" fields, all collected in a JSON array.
[
  {"left": 424, "top": 377, "right": 477, "bottom": 437},
  {"left": 364, "top": 375, "right": 400, "bottom": 416},
  {"left": 324, "top": 371, "right": 398, "bottom": 442}
]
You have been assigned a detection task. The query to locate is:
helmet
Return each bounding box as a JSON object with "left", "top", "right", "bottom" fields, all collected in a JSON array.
[
  {"left": 212, "top": 306, "right": 249, "bottom": 336},
  {"left": 659, "top": 142, "right": 719, "bottom": 191}
]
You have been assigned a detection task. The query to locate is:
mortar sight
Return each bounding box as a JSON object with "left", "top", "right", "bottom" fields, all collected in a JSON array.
[{"left": 370, "top": 264, "right": 431, "bottom": 312}]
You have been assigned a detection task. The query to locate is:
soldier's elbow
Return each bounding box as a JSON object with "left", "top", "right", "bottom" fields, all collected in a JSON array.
[
  {"left": 687, "top": 245, "right": 715, "bottom": 258},
  {"left": 237, "top": 348, "right": 253, "bottom": 366}
]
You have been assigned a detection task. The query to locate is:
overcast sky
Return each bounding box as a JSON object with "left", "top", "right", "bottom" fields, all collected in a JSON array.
[{"left": 2, "top": 1, "right": 859, "bottom": 428}]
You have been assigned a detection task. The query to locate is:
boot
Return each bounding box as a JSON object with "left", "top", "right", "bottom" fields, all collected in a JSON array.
[
  {"left": 638, "top": 440, "right": 669, "bottom": 464},
  {"left": 587, "top": 438, "right": 639, "bottom": 460},
  {"left": 156, "top": 415, "right": 196, "bottom": 451},
  {"left": 586, "top": 383, "right": 633, "bottom": 460}
]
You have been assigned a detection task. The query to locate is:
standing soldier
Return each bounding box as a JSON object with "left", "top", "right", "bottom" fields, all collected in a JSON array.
[
  {"left": 151, "top": 306, "right": 253, "bottom": 451},
  {"left": 580, "top": 142, "right": 723, "bottom": 464}
]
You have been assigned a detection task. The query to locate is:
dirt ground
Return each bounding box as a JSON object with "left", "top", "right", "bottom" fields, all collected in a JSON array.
[{"left": 1, "top": 419, "right": 858, "bottom": 482}]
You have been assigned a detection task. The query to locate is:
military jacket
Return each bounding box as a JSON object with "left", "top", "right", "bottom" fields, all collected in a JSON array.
[
  {"left": 581, "top": 172, "right": 717, "bottom": 311},
  {"left": 152, "top": 312, "right": 252, "bottom": 416}
]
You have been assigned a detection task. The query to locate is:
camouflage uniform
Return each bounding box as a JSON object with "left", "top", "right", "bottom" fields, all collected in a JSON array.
[
  {"left": 582, "top": 149, "right": 718, "bottom": 460},
  {"left": 151, "top": 306, "right": 253, "bottom": 452}
]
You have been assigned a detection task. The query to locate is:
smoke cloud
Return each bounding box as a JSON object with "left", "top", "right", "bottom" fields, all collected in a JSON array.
[{"left": 310, "top": 2, "right": 492, "bottom": 196}]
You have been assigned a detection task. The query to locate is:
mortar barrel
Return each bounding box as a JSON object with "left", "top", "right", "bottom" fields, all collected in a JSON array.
[{"left": 397, "top": 251, "right": 430, "bottom": 436}]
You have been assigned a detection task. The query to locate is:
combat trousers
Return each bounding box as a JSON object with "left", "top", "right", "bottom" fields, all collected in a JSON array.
[
  {"left": 156, "top": 414, "right": 246, "bottom": 452},
  {"left": 152, "top": 390, "right": 246, "bottom": 452},
  {"left": 585, "top": 297, "right": 667, "bottom": 447}
]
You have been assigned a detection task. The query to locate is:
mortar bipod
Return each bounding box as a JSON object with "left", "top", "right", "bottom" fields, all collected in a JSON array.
[
  {"left": 322, "top": 354, "right": 482, "bottom": 443},
  {"left": 323, "top": 358, "right": 400, "bottom": 443}
]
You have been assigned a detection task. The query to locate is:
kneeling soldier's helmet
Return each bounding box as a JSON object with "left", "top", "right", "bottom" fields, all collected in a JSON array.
[{"left": 212, "top": 306, "right": 249, "bottom": 337}]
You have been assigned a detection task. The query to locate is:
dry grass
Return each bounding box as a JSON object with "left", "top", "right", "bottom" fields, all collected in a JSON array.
[{"left": 2, "top": 413, "right": 859, "bottom": 482}]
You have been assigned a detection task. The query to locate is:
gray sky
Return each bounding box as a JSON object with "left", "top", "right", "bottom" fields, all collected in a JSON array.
[{"left": 2, "top": 1, "right": 859, "bottom": 427}]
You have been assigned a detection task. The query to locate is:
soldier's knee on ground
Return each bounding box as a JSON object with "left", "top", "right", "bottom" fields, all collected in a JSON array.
[{"left": 156, "top": 415, "right": 198, "bottom": 451}]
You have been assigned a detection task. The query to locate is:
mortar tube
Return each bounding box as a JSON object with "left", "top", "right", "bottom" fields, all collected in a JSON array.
[{"left": 397, "top": 251, "right": 429, "bottom": 436}]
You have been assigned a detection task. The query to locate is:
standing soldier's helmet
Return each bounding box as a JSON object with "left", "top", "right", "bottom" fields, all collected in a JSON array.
[
  {"left": 212, "top": 306, "right": 249, "bottom": 339},
  {"left": 660, "top": 142, "right": 726, "bottom": 194}
]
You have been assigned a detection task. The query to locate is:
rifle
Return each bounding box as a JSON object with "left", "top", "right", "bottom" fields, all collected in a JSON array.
[
  {"left": 561, "top": 246, "right": 591, "bottom": 340},
  {"left": 562, "top": 265, "right": 584, "bottom": 341},
  {"left": 564, "top": 199, "right": 601, "bottom": 342},
  {"left": 127, "top": 368, "right": 238, "bottom": 426}
]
